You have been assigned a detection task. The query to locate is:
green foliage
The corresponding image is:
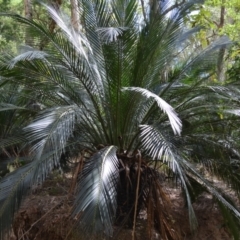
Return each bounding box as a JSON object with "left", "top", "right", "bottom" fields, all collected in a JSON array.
[
  {"left": 185, "top": 0, "right": 240, "bottom": 82},
  {"left": 0, "top": 0, "right": 24, "bottom": 53},
  {"left": 227, "top": 43, "right": 240, "bottom": 81},
  {"left": 189, "top": 0, "right": 240, "bottom": 41}
]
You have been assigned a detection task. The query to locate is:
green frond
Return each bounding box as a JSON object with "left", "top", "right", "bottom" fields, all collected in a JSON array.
[
  {"left": 139, "top": 124, "right": 198, "bottom": 230},
  {"left": 181, "top": 159, "right": 240, "bottom": 220},
  {"left": 8, "top": 48, "right": 49, "bottom": 69},
  {"left": 72, "top": 146, "right": 119, "bottom": 236},
  {"left": 124, "top": 87, "right": 182, "bottom": 135}
]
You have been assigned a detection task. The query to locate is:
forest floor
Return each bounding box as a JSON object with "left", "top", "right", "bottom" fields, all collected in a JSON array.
[{"left": 8, "top": 171, "right": 234, "bottom": 240}]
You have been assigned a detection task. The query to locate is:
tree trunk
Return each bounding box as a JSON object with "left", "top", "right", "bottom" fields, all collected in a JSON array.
[
  {"left": 39, "top": 0, "right": 62, "bottom": 50},
  {"left": 24, "top": 0, "right": 33, "bottom": 45},
  {"left": 49, "top": 0, "right": 62, "bottom": 33},
  {"left": 217, "top": 3, "right": 226, "bottom": 82},
  {"left": 70, "top": 0, "right": 81, "bottom": 32}
]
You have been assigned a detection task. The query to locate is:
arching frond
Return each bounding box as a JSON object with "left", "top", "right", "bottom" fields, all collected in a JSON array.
[
  {"left": 0, "top": 105, "right": 79, "bottom": 237},
  {"left": 0, "top": 152, "right": 54, "bottom": 239},
  {"left": 124, "top": 87, "right": 182, "bottom": 135},
  {"left": 140, "top": 124, "right": 197, "bottom": 230},
  {"left": 72, "top": 146, "right": 119, "bottom": 236},
  {"left": 0, "top": 103, "right": 27, "bottom": 111},
  {"left": 8, "top": 49, "right": 48, "bottom": 69},
  {"left": 44, "top": 4, "right": 92, "bottom": 59},
  {"left": 180, "top": 158, "right": 240, "bottom": 220}
]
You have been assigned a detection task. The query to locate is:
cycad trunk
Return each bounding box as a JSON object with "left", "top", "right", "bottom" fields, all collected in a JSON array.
[
  {"left": 116, "top": 156, "right": 180, "bottom": 239},
  {"left": 116, "top": 160, "right": 139, "bottom": 227}
]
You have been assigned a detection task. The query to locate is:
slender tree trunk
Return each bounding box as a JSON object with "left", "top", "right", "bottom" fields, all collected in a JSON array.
[
  {"left": 49, "top": 0, "right": 62, "bottom": 33},
  {"left": 24, "top": 0, "right": 32, "bottom": 19},
  {"left": 217, "top": 3, "right": 226, "bottom": 82},
  {"left": 24, "top": 0, "right": 33, "bottom": 45},
  {"left": 39, "top": 0, "right": 62, "bottom": 50},
  {"left": 70, "top": 0, "right": 81, "bottom": 32},
  {"left": 217, "top": 48, "right": 226, "bottom": 82}
]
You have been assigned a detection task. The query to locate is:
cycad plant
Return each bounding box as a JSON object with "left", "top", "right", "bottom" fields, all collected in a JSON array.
[{"left": 1, "top": 0, "right": 240, "bottom": 239}]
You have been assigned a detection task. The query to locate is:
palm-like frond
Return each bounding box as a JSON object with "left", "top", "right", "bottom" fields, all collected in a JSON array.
[
  {"left": 8, "top": 48, "right": 49, "bottom": 69},
  {"left": 0, "top": 103, "right": 27, "bottom": 112},
  {"left": 180, "top": 158, "right": 240, "bottom": 219},
  {"left": 140, "top": 124, "right": 198, "bottom": 230},
  {"left": 124, "top": 87, "right": 182, "bottom": 135},
  {"left": 73, "top": 146, "right": 119, "bottom": 236},
  {"left": 0, "top": 105, "right": 78, "bottom": 237}
]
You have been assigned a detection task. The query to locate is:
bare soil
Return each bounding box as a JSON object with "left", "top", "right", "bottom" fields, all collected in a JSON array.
[{"left": 8, "top": 172, "right": 233, "bottom": 240}]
